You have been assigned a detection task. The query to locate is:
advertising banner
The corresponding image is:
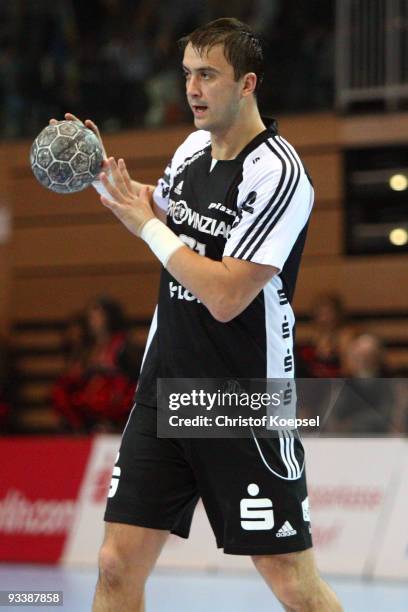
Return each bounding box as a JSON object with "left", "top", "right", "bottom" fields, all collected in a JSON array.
[
  {"left": 304, "top": 438, "right": 406, "bottom": 576},
  {"left": 371, "top": 440, "right": 408, "bottom": 579},
  {"left": 62, "top": 435, "right": 121, "bottom": 566},
  {"left": 0, "top": 437, "right": 92, "bottom": 563},
  {"left": 1, "top": 435, "right": 406, "bottom": 578}
]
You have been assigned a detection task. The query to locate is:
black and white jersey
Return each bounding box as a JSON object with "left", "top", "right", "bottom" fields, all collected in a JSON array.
[{"left": 136, "top": 120, "right": 314, "bottom": 407}]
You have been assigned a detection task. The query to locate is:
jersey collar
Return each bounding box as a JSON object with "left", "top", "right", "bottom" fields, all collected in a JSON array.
[{"left": 235, "top": 117, "right": 278, "bottom": 161}]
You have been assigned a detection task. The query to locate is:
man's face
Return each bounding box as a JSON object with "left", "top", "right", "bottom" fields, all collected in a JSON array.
[{"left": 182, "top": 42, "right": 243, "bottom": 133}]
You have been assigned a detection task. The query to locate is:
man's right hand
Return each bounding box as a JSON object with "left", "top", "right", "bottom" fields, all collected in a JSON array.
[
  {"left": 49, "top": 112, "right": 108, "bottom": 162},
  {"left": 48, "top": 113, "right": 161, "bottom": 217}
]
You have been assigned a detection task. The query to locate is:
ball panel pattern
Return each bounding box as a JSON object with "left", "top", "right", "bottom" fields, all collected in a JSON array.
[
  {"left": 48, "top": 161, "right": 73, "bottom": 183},
  {"left": 71, "top": 152, "right": 90, "bottom": 173},
  {"left": 68, "top": 173, "right": 95, "bottom": 192},
  {"left": 58, "top": 122, "right": 80, "bottom": 137},
  {"left": 37, "top": 148, "right": 52, "bottom": 169},
  {"left": 32, "top": 165, "right": 51, "bottom": 188},
  {"left": 30, "top": 121, "right": 104, "bottom": 194},
  {"left": 50, "top": 136, "right": 77, "bottom": 161},
  {"left": 37, "top": 126, "right": 58, "bottom": 147}
]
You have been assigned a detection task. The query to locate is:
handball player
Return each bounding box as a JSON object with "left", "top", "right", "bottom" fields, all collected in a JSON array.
[{"left": 55, "top": 17, "right": 343, "bottom": 612}]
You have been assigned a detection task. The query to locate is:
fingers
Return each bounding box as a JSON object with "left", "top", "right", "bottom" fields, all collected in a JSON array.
[
  {"left": 84, "top": 119, "right": 100, "bottom": 137},
  {"left": 118, "top": 159, "right": 133, "bottom": 194},
  {"left": 48, "top": 113, "right": 107, "bottom": 158},
  {"left": 100, "top": 166, "right": 127, "bottom": 203},
  {"left": 100, "top": 196, "right": 128, "bottom": 225},
  {"left": 107, "top": 157, "right": 129, "bottom": 196},
  {"left": 49, "top": 113, "right": 84, "bottom": 127},
  {"left": 97, "top": 159, "right": 111, "bottom": 181},
  {"left": 139, "top": 184, "right": 150, "bottom": 201},
  {"left": 100, "top": 195, "right": 121, "bottom": 212},
  {"left": 65, "top": 112, "right": 83, "bottom": 125},
  {"left": 100, "top": 173, "right": 122, "bottom": 202},
  {"left": 85, "top": 119, "right": 107, "bottom": 158},
  {"left": 140, "top": 184, "right": 155, "bottom": 206}
]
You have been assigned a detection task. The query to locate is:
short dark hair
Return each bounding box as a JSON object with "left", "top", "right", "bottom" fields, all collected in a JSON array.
[
  {"left": 178, "top": 17, "right": 264, "bottom": 93},
  {"left": 89, "top": 296, "right": 127, "bottom": 334}
]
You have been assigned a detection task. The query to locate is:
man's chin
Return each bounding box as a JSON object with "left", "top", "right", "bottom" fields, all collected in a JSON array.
[{"left": 193, "top": 115, "right": 210, "bottom": 130}]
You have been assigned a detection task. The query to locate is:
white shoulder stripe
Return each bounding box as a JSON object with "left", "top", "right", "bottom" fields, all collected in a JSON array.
[
  {"left": 230, "top": 136, "right": 301, "bottom": 260},
  {"left": 243, "top": 138, "right": 301, "bottom": 260}
]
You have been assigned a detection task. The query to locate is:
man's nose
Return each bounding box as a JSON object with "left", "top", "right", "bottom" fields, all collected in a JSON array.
[{"left": 186, "top": 74, "right": 200, "bottom": 97}]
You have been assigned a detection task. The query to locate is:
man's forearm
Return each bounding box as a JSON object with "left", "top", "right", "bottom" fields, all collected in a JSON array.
[
  {"left": 166, "top": 248, "right": 265, "bottom": 322},
  {"left": 98, "top": 160, "right": 276, "bottom": 322}
]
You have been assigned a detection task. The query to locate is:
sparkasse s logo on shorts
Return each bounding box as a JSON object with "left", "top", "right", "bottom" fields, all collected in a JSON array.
[{"left": 240, "top": 483, "right": 274, "bottom": 530}]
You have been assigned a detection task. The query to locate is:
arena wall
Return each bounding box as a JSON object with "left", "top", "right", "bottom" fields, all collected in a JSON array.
[{"left": 2, "top": 112, "right": 408, "bottom": 326}]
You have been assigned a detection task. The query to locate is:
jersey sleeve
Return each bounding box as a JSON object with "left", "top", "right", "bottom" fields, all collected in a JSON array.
[
  {"left": 223, "top": 145, "right": 314, "bottom": 271},
  {"left": 153, "top": 129, "right": 211, "bottom": 212},
  {"left": 153, "top": 160, "right": 172, "bottom": 211}
]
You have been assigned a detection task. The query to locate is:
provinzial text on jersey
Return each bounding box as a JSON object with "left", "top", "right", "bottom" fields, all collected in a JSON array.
[{"left": 168, "top": 198, "right": 232, "bottom": 238}]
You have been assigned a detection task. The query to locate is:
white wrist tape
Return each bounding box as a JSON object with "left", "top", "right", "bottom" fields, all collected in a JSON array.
[
  {"left": 92, "top": 167, "right": 113, "bottom": 198},
  {"left": 140, "top": 218, "right": 184, "bottom": 267}
]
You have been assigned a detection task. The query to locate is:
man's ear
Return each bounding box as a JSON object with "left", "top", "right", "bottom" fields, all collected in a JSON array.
[{"left": 241, "top": 72, "right": 257, "bottom": 97}]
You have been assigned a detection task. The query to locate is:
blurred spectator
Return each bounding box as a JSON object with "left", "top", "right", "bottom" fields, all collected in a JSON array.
[
  {"left": 344, "top": 333, "right": 388, "bottom": 378},
  {"left": 142, "top": 0, "right": 205, "bottom": 126},
  {"left": 0, "top": 0, "right": 79, "bottom": 137},
  {"left": 61, "top": 312, "right": 89, "bottom": 369},
  {"left": 0, "top": 40, "right": 25, "bottom": 138},
  {"left": 0, "top": 0, "right": 336, "bottom": 138},
  {"left": 252, "top": 3, "right": 332, "bottom": 113},
  {"left": 51, "top": 313, "right": 89, "bottom": 432},
  {"left": 297, "top": 293, "right": 356, "bottom": 377},
  {"left": 324, "top": 334, "right": 395, "bottom": 434},
  {"left": 52, "top": 298, "right": 143, "bottom": 433}
]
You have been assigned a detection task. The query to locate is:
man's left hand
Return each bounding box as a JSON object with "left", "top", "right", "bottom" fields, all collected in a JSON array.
[{"left": 99, "top": 158, "right": 155, "bottom": 237}]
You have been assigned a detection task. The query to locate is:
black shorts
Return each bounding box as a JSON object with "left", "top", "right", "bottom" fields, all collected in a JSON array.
[{"left": 104, "top": 404, "right": 313, "bottom": 555}]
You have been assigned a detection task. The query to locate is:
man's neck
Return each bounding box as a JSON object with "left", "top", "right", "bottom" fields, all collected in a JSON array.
[{"left": 210, "top": 108, "right": 266, "bottom": 160}]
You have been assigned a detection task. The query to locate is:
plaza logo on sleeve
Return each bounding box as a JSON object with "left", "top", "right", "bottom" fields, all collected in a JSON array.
[
  {"left": 241, "top": 191, "right": 257, "bottom": 214},
  {"left": 240, "top": 483, "right": 274, "bottom": 530},
  {"left": 233, "top": 191, "right": 257, "bottom": 228}
]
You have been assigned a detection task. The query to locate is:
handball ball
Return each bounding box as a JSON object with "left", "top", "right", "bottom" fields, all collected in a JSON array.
[{"left": 30, "top": 120, "right": 104, "bottom": 193}]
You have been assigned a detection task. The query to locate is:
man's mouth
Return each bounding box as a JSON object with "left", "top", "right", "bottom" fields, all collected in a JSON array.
[{"left": 192, "top": 104, "right": 208, "bottom": 116}]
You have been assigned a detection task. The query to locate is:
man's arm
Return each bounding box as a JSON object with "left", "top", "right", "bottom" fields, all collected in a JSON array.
[
  {"left": 99, "top": 158, "right": 277, "bottom": 322},
  {"left": 52, "top": 114, "right": 167, "bottom": 223},
  {"left": 152, "top": 201, "right": 167, "bottom": 224},
  {"left": 166, "top": 249, "right": 278, "bottom": 322}
]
